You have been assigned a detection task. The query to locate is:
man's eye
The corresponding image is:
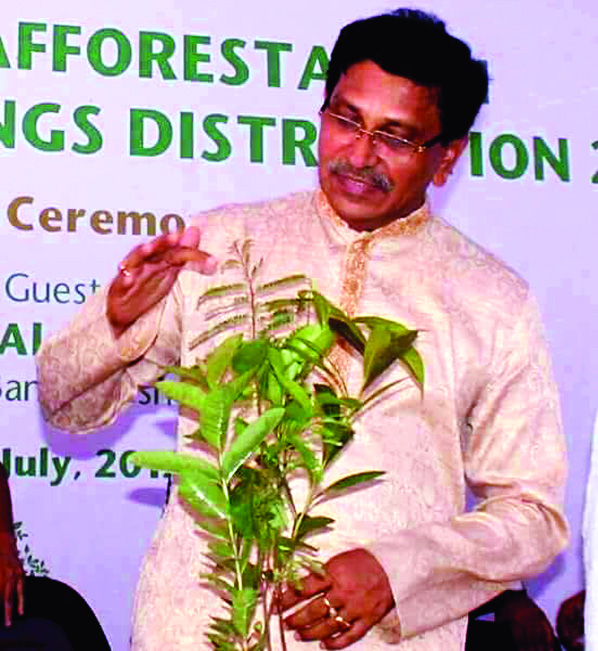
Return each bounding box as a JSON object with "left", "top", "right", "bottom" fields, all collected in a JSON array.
[
  {"left": 378, "top": 133, "right": 409, "bottom": 149},
  {"left": 336, "top": 115, "right": 359, "bottom": 129}
]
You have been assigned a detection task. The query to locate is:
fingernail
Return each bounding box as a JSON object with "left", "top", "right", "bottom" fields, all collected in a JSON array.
[{"left": 204, "top": 256, "right": 218, "bottom": 274}]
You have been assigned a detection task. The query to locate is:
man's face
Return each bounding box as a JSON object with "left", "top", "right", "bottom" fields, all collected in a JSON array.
[{"left": 318, "top": 60, "right": 466, "bottom": 231}]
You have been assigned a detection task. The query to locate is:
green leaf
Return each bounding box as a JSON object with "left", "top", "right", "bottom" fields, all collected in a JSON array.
[
  {"left": 164, "top": 364, "right": 210, "bottom": 392},
  {"left": 401, "top": 346, "right": 425, "bottom": 388},
  {"left": 206, "top": 334, "right": 244, "bottom": 388},
  {"left": 354, "top": 315, "right": 412, "bottom": 336},
  {"left": 321, "top": 471, "right": 385, "bottom": 496},
  {"left": 179, "top": 471, "right": 228, "bottom": 519},
  {"left": 362, "top": 327, "right": 418, "bottom": 391},
  {"left": 256, "top": 273, "right": 309, "bottom": 294},
  {"left": 268, "top": 348, "right": 313, "bottom": 413},
  {"left": 155, "top": 380, "right": 206, "bottom": 412},
  {"left": 208, "top": 539, "right": 235, "bottom": 558},
  {"left": 221, "top": 407, "right": 285, "bottom": 482},
  {"left": 197, "top": 282, "right": 246, "bottom": 307},
  {"left": 189, "top": 314, "right": 249, "bottom": 349},
  {"left": 287, "top": 432, "right": 323, "bottom": 483},
  {"left": 196, "top": 518, "right": 229, "bottom": 540},
  {"left": 287, "top": 323, "right": 336, "bottom": 362},
  {"left": 329, "top": 317, "right": 366, "bottom": 355},
  {"left": 312, "top": 291, "right": 366, "bottom": 354},
  {"left": 232, "top": 339, "right": 269, "bottom": 374},
  {"left": 321, "top": 421, "right": 354, "bottom": 468},
  {"left": 199, "top": 389, "right": 232, "bottom": 450},
  {"left": 208, "top": 618, "right": 237, "bottom": 637},
  {"left": 232, "top": 587, "right": 258, "bottom": 637},
  {"left": 295, "top": 515, "right": 335, "bottom": 541},
  {"left": 130, "top": 451, "right": 219, "bottom": 481}
]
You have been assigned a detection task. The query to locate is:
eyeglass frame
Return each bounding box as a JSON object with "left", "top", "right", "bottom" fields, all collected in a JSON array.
[{"left": 319, "top": 108, "right": 445, "bottom": 155}]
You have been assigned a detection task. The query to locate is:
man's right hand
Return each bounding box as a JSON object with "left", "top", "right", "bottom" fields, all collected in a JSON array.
[{"left": 107, "top": 226, "right": 217, "bottom": 337}]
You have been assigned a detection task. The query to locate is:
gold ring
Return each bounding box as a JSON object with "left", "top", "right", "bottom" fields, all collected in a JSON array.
[
  {"left": 119, "top": 263, "right": 132, "bottom": 278},
  {"left": 322, "top": 595, "right": 338, "bottom": 619},
  {"left": 334, "top": 614, "right": 351, "bottom": 630}
]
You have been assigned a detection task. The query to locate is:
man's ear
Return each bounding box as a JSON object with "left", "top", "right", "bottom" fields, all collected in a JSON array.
[{"left": 432, "top": 135, "right": 469, "bottom": 187}]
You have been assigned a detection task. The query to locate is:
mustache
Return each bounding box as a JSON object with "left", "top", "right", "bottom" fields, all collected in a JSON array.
[{"left": 328, "top": 159, "right": 394, "bottom": 193}]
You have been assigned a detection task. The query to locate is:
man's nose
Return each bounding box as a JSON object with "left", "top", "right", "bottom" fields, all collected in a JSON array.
[{"left": 346, "top": 130, "right": 379, "bottom": 168}]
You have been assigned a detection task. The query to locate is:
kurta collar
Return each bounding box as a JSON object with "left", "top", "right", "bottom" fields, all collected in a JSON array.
[{"left": 315, "top": 188, "right": 431, "bottom": 245}]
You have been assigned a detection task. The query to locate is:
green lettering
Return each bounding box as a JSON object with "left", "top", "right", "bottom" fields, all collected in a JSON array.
[
  {"left": 489, "top": 134, "right": 528, "bottom": 180},
  {"left": 237, "top": 115, "right": 276, "bottom": 163},
  {"left": 0, "top": 100, "right": 16, "bottom": 149},
  {"left": 23, "top": 103, "right": 64, "bottom": 152},
  {"left": 0, "top": 34, "right": 10, "bottom": 68},
  {"left": 202, "top": 114, "right": 231, "bottom": 162},
  {"left": 53, "top": 24, "right": 81, "bottom": 72},
  {"left": 33, "top": 323, "right": 42, "bottom": 354},
  {"left": 298, "top": 45, "right": 328, "bottom": 90},
  {"left": 139, "top": 31, "right": 176, "bottom": 80},
  {"left": 18, "top": 23, "right": 47, "bottom": 69},
  {"left": 72, "top": 105, "right": 103, "bottom": 154},
  {"left": 254, "top": 40, "right": 292, "bottom": 87},
  {"left": 88, "top": 28, "right": 132, "bottom": 76},
  {"left": 220, "top": 38, "right": 249, "bottom": 86},
  {"left": 533, "top": 137, "right": 570, "bottom": 182},
  {"left": 282, "top": 118, "right": 317, "bottom": 166},
  {"left": 184, "top": 35, "right": 213, "bottom": 82},
  {"left": 0, "top": 324, "right": 27, "bottom": 356},
  {"left": 180, "top": 112, "right": 194, "bottom": 159},
  {"left": 468, "top": 131, "right": 484, "bottom": 177},
  {"left": 593, "top": 141, "right": 598, "bottom": 185},
  {"left": 130, "top": 108, "right": 173, "bottom": 156}
]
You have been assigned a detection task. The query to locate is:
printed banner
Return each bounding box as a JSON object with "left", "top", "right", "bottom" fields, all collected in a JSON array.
[{"left": 1, "top": 1, "right": 596, "bottom": 648}]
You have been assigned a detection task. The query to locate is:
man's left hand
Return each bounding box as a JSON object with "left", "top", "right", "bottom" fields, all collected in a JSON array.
[{"left": 280, "top": 548, "right": 394, "bottom": 649}]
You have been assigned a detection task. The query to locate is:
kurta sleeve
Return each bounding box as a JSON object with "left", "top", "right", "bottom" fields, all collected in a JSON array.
[
  {"left": 368, "top": 292, "right": 569, "bottom": 641},
  {"left": 36, "top": 281, "right": 183, "bottom": 434}
]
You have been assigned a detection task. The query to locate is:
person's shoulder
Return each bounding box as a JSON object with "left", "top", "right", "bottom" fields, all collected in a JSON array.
[
  {"left": 428, "top": 215, "right": 530, "bottom": 308},
  {"left": 190, "top": 190, "right": 316, "bottom": 230}
]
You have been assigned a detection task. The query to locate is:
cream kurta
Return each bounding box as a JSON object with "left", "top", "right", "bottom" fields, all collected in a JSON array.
[{"left": 36, "top": 190, "right": 568, "bottom": 651}]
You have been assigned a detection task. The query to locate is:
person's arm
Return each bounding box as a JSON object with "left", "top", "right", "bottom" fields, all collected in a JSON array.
[
  {"left": 0, "top": 463, "right": 24, "bottom": 627},
  {"left": 36, "top": 227, "right": 217, "bottom": 433},
  {"left": 367, "top": 292, "right": 569, "bottom": 641},
  {"left": 282, "top": 292, "right": 568, "bottom": 649}
]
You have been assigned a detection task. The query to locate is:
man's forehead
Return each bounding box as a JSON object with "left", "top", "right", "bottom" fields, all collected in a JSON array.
[{"left": 329, "top": 62, "right": 441, "bottom": 124}]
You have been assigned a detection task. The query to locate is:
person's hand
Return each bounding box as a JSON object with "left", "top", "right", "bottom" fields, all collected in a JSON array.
[
  {"left": 279, "top": 548, "right": 394, "bottom": 649},
  {"left": 107, "top": 226, "right": 218, "bottom": 337},
  {"left": 0, "top": 532, "right": 24, "bottom": 627},
  {"left": 493, "top": 590, "right": 560, "bottom": 651},
  {"left": 556, "top": 590, "right": 585, "bottom": 651}
]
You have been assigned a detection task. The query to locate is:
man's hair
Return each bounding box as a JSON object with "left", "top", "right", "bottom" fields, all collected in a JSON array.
[{"left": 323, "top": 8, "right": 489, "bottom": 144}]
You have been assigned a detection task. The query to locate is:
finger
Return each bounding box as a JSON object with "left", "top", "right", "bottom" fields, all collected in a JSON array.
[
  {"left": 165, "top": 248, "right": 218, "bottom": 274},
  {"left": 178, "top": 226, "right": 201, "bottom": 248},
  {"left": 284, "top": 595, "right": 330, "bottom": 629},
  {"left": 322, "top": 618, "right": 370, "bottom": 649},
  {"left": 123, "top": 232, "right": 181, "bottom": 269},
  {"left": 291, "top": 605, "right": 353, "bottom": 643},
  {"left": 279, "top": 573, "right": 332, "bottom": 611},
  {"left": 293, "top": 616, "right": 338, "bottom": 642}
]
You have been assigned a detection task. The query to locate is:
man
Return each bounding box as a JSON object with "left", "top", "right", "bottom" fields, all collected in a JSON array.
[{"left": 36, "top": 8, "right": 568, "bottom": 651}]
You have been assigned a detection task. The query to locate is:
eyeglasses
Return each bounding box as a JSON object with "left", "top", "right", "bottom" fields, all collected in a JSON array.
[{"left": 320, "top": 109, "right": 444, "bottom": 155}]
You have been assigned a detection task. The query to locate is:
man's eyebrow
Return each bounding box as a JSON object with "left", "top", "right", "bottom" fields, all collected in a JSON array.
[{"left": 330, "top": 96, "right": 419, "bottom": 134}]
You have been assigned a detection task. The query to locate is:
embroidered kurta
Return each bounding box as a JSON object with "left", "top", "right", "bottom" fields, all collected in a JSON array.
[{"left": 36, "top": 190, "right": 568, "bottom": 651}]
